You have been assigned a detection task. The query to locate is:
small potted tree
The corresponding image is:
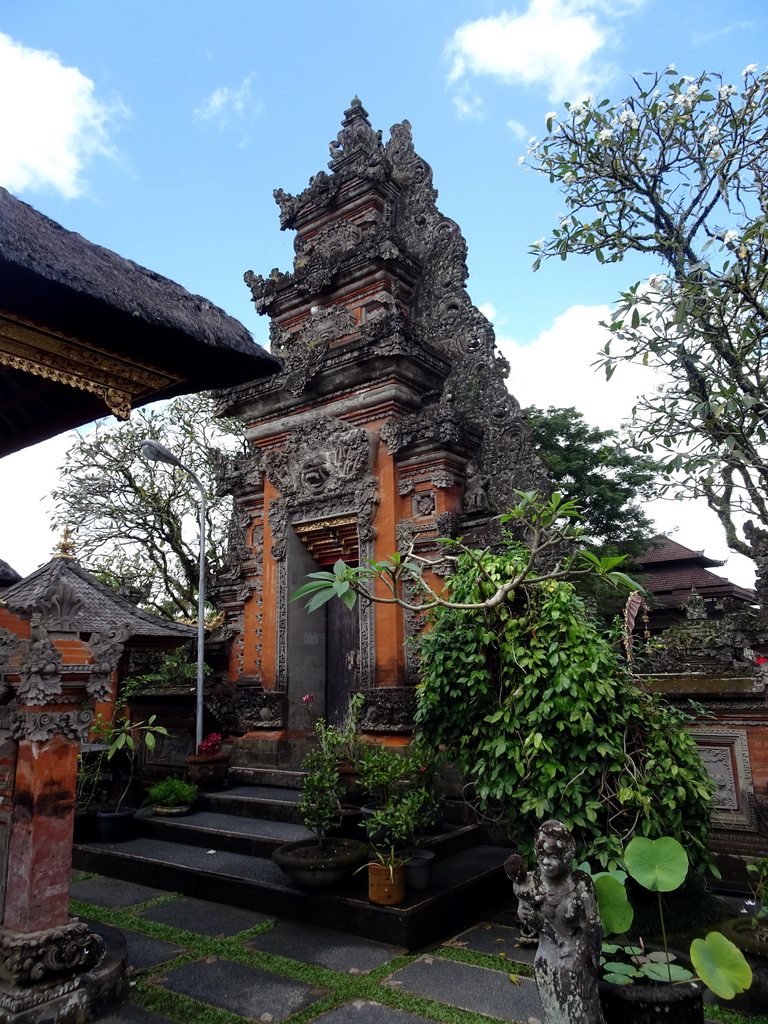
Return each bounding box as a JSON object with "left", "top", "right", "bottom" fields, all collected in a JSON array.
[
  {"left": 96, "top": 712, "right": 170, "bottom": 841},
  {"left": 271, "top": 717, "right": 368, "bottom": 888}
]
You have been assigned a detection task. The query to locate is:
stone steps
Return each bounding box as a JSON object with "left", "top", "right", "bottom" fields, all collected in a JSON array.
[
  {"left": 72, "top": 779, "right": 514, "bottom": 949},
  {"left": 71, "top": 831, "right": 511, "bottom": 949}
]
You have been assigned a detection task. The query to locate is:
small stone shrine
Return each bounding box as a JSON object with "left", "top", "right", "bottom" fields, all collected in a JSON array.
[
  {"left": 212, "top": 99, "right": 546, "bottom": 756},
  {"left": 0, "top": 578, "right": 129, "bottom": 1022}
]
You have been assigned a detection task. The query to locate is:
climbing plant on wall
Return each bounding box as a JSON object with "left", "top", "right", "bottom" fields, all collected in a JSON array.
[{"left": 413, "top": 549, "right": 714, "bottom": 870}]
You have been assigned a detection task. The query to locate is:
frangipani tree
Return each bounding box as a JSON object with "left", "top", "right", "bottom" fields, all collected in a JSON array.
[{"left": 526, "top": 65, "right": 768, "bottom": 565}]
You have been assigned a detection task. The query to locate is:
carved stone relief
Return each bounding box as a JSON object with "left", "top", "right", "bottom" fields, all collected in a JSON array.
[
  {"left": 358, "top": 687, "right": 416, "bottom": 732},
  {"left": 16, "top": 627, "right": 62, "bottom": 706},
  {"left": 36, "top": 580, "right": 83, "bottom": 633},
  {"left": 0, "top": 919, "right": 101, "bottom": 986},
  {"left": 86, "top": 626, "right": 129, "bottom": 703},
  {"left": 690, "top": 728, "right": 756, "bottom": 830},
  {"left": 8, "top": 709, "right": 94, "bottom": 743}
]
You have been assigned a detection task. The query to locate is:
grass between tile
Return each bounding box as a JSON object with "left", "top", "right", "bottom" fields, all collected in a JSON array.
[{"left": 72, "top": 895, "right": 534, "bottom": 1024}]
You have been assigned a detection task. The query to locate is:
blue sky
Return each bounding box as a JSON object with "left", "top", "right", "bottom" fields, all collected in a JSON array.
[{"left": 0, "top": 0, "right": 764, "bottom": 584}]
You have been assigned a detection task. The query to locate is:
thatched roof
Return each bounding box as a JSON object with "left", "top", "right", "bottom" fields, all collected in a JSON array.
[
  {"left": 0, "top": 187, "right": 281, "bottom": 454},
  {"left": 2, "top": 555, "right": 195, "bottom": 642}
]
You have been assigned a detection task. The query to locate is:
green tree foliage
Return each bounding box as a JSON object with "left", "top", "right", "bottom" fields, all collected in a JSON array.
[
  {"left": 527, "top": 66, "right": 768, "bottom": 560},
  {"left": 413, "top": 548, "right": 714, "bottom": 870},
  {"left": 524, "top": 406, "right": 660, "bottom": 556},
  {"left": 52, "top": 393, "right": 242, "bottom": 619}
]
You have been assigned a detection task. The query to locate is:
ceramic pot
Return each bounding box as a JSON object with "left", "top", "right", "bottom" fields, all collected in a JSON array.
[
  {"left": 599, "top": 976, "right": 704, "bottom": 1024},
  {"left": 368, "top": 860, "right": 405, "bottom": 905},
  {"left": 186, "top": 753, "right": 229, "bottom": 790},
  {"left": 153, "top": 804, "right": 192, "bottom": 816},
  {"left": 404, "top": 849, "right": 435, "bottom": 891},
  {"left": 96, "top": 807, "right": 136, "bottom": 842},
  {"left": 271, "top": 838, "right": 368, "bottom": 889}
]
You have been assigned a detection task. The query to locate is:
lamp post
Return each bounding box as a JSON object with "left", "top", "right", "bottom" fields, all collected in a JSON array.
[{"left": 139, "top": 439, "right": 206, "bottom": 752}]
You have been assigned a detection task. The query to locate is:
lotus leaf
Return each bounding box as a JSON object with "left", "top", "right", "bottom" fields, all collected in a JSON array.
[
  {"left": 690, "top": 932, "right": 752, "bottom": 1000},
  {"left": 594, "top": 873, "right": 633, "bottom": 935},
  {"left": 624, "top": 835, "right": 689, "bottom": 892}
]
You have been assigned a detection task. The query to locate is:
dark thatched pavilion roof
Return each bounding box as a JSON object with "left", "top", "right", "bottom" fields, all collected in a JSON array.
[
  {"left": 2, "top": 554, "right": 195, "bottom": 643},
  {"left": 0, "top": 187, "right": 281, "bottom": 456}
]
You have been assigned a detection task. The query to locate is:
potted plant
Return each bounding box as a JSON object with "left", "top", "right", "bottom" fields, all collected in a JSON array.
[
  {"left": 186, "top": 731, "right": 230, "bottom": 790},
  {"left": 96, "top": 712, "right": 170, "bottom": 841},
  {"left": 594, "top": 835, "right": 752, "bottom": 1022},
  {"left": 271, "top": 717, "right": 368, "bottom": 888},
  {"left": 363, "top": 786, "right": 438, "bottom": 891},
  {"left": 146, "top": 775, "right": 197, "bottom": 815},
  {"left": 362, "top": 844, "right": 406, "bottom": 905}
]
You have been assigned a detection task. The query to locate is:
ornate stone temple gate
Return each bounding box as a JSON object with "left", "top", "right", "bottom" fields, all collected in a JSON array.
[{"left": 212, "top": 100, "right": 546, "bottom": 759}]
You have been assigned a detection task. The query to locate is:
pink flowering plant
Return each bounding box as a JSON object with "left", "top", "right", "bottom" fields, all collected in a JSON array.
[{"left": 198, "top": 732, "right": 223, "bottom": 757}]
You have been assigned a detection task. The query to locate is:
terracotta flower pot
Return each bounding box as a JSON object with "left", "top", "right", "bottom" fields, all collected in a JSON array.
[
  {"left": 368, "top": 860, "right": 405, "bottom": 905},
  {"left": 186, "top": 752, "right": 229, "bottom": 790}
]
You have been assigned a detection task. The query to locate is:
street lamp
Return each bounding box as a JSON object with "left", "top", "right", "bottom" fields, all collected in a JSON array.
[{"left": 139, "top": 439, "right": 207, "bottom": 752}]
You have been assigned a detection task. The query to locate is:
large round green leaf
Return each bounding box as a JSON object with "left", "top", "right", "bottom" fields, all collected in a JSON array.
[
  {"left": 594, "top": 874, "right": 634, "bottom": 935},
  {"left": 690, "top": 932, "right": 752, "bottom": 999},
  {"left": 624, "top": 836, "right": 689, "bottom": 892}
]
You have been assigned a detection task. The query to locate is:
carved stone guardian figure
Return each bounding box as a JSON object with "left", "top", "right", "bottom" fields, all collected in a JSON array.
[{"left": 505, "top": 820, "right": 605, "bottom": 1024}]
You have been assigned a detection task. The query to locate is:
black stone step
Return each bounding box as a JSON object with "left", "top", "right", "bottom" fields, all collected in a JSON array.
[
  {"left": 71, "top": 835, "right": 510, "bottom": 949},
  {"left": 134, "top": 808, "right": 312, "bottom": 857},
  {"left": 229, "top": 765, "right": 305, "bottom": 789},
  {"left": 134, "top": 806, "right": 482, "bottom": 860},
  {"left": 197, "top": 785, "right": 304, "bottom": 823}
]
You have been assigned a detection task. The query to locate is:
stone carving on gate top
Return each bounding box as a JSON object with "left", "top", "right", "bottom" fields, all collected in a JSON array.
[
  {"left": 264, "top": 416, "right": 375, "bottom": 506},
  {"left": 272, "top": 305, "right": 357, "bottom": 396}
]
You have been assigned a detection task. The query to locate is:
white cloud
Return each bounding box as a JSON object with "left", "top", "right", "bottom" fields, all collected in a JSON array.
[
  {"left": 497, "top": 302, "right": 755, "bottom": 588},
  {"left": 0, "top": 33, "right": 126, "bottom": 199},
  {"left": 498, "top": 303, "right": 648, "bottom": 429},
  {"left": 194, "top": 73, "right": 263, "bottom": 127},
  {"left": 446, "top": 0, "right": 644, "bottom": 103},
  {"left": 506, "top": 118, "right": 527, "bottom": 139}
]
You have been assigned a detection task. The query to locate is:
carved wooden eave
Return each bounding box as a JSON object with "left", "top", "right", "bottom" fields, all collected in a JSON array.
[{"left": 0, "top": 309, "right": 181, "bottom": 422}]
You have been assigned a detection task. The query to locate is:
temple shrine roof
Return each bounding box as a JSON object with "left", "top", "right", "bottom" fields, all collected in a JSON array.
[
  {"left": 0, "top": 187, "right": 280, "bottom": 457},
  {"left": 2, "top": 554, "right": 195, "bottom": 642},
  {"left": 635, "top": 535, "right": 755, "bottom": 613}
]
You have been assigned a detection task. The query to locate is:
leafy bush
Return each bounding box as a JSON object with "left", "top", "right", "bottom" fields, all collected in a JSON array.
[
  {"left": 414, "top": 549, "right": 714, "bottom": 869},
  {"left": 147, "top": 776, "right": 198, "bottom": 807}
]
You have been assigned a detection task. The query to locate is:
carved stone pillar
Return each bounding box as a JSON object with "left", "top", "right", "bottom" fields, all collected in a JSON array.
[{"left": 0, "top": 586, "right": 128, "bottom": 1021}]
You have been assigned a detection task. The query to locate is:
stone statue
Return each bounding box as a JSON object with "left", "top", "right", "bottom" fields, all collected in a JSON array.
[{"left": 505, "top": 820, "right": 605, "bottom": 1024}]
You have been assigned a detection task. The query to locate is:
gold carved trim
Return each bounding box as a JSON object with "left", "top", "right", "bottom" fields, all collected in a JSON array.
[{"left": 0, "top": 310, "right": 183, "bottom": 419}]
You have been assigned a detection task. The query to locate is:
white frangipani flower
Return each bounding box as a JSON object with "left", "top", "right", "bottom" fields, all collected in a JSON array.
[{"left": 742, "top": 63, "right": 758, "bottom": 76}]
